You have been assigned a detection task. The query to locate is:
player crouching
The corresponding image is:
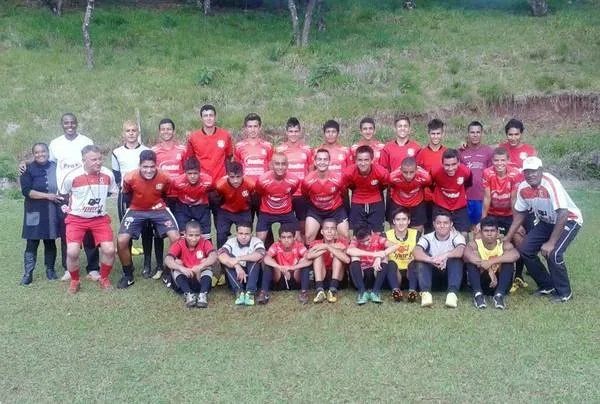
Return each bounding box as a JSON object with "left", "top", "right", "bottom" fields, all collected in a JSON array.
[
  {"left": 307, "top": 219, "right": 350, "bottom": 303},
  {"left": 164, "top": 220, "right": 217, "bottom": 308},
  {"left": 218, "top": 222, "right": 266, "bottom": 306}
]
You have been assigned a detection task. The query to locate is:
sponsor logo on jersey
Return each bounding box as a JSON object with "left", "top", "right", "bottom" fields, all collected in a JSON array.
[
  {"left": 247, "top": 158, "right": 265, "bottom": 165},
  {"left": 442, "top": 191, "right": 460, "bottom": 198}
]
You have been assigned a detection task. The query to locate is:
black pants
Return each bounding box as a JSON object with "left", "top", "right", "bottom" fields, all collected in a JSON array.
[{"left": 24, "top": 239, "right": 57, "bottom": 275}]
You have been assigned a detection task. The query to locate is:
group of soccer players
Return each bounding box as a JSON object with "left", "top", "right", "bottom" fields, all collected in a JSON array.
[{"left": 36, "top": 105, "right": 583, "bottom": 310}]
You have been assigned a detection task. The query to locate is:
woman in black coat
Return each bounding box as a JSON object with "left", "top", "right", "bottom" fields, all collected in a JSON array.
[{"left": 20, "top": 143, "right": 63, "bottom": 284}]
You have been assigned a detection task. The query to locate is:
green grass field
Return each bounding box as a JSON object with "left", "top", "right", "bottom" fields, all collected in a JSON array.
[{"left": 1, "top": 190, "right": 599, "bottom": 402}]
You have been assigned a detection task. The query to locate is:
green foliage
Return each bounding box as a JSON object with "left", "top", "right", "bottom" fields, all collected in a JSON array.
[
  {"left": 477, "top": 83, "right": 509, "bottom": 103},
  {"left": 0, "top": 188, "right": 23, "bottom": 200},
  {"left": 307, "top": 62, "right": 341, "bottom": 87},
  {"left": 0, "top": 153, "right": 18, "bottom": 182},
  {"left": 447, "top": 56, "right": 461, "bottom": 75},
  {"left": 441, "top": 80, "right": 469, "bottom": 101},
  {"left": 195, "top": 68, "right": 216, "bottom": 86},
  {"left": 535, "top": 75, "right": 567, "bottom": 92}
]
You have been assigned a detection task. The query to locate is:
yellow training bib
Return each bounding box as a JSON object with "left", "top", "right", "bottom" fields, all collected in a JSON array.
[{"left": 386, "top": 228, "right": 418, "bottom": 270}]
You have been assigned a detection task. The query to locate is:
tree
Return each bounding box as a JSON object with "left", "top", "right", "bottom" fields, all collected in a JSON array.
[
  {"left": 528, "top": 0, "right": 548, "bottom": 16},
  {"left": 82, "top": 0, "right": 94, "bottom": 69},
  {"left": 288, "top": 0, "right": 318, "bottom": 47}
]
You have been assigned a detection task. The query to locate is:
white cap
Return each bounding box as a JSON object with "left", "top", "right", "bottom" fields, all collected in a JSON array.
[{"left": 522, "top": 156, "right": 543, "bottom": 170}]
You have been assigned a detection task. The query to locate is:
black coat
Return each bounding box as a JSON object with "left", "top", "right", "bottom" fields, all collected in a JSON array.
[{"left": 20, "top": 161, "right": 60, "bottom": 240}]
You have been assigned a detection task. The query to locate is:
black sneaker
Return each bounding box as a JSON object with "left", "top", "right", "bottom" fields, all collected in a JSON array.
[
  {"left": 493, "top": 293, "right": 506, "bottom": 310},
  {"left": 184, "top": 292, "right": 197, "bottom": 308},
  {"left": 117, "top": 274, "right": 135, "bottom": 289},
  {"left": 532, "top": 288, "right": 555, "bottom": 296},
  {"left": 473, "top": 292, "right": 487, "bottom": 309},
  {"left": 257, "top": 291, "right": 270, "bottom": 305},
  {"left": 141, "top": 266, "right": 152, "bottom": 279},
  {"left": 549, "top": 293, "right": 572, "bottom": 304},
  {"left": 162, "top": 272, "right": 173, "bottom": 289},
  {"left": 196, "top": 292, "right": 209, "bottom": 308}
]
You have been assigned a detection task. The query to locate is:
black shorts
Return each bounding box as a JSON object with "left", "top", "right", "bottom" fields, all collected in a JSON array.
[
  {"left": 386, "top": 199, "right": 428, "bottom": 227},
  {"left": 432, "top": 205, "right": 470, "bottom": 233},
  {"left": 216, "top": 209, "right": 252, "bottom": 235},
  {"left": 173, "top": 201, "right": 212, "bottom": 235},
  {"left": 306, "top": 204, "right": 348, "bottom": 225},
  {"left": 119, "top": 209, "right": 179, "bottom": 239},
  {"left": 292, "top": 196, "right": 309, "bottom": 221},
  {"left": 256, "top": 211, "right": 299, "bottom": 233},
  {"left": 349, "top": 201, "right": 385, "bottom": 233},
  {"left": 488, "top": 215, "right": 513, "bottom": 235}
]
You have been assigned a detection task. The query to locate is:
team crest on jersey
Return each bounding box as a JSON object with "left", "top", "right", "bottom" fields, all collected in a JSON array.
[
  {"left": 330, "top": 186, "right": 337, "bottom": 192},
  {"left": 217, "top": 140, "right": 225, "bottom": 148},
  {"left": 176, "top": 153, "right": 182, "bottom": 160},
  {"left": 371, "top": 180, "right": 379, "bottom": 186},
  {"left": 457, "top": 177, "right": 464, "bottom": 185},
  {"left": 407, "top": 148, "right": 415, "bottom": 156},
  {"left": 196, "top": 250, "right": 204, "bottom": 259},
  {"left": 242, "top": 190, "right": 249, "bottom": 197},
  {"left": 156, "top": 184, "right": 164, "bottom": 190},
  {"left": 99, "top": 176, "right": 105, "bottom": 184},
  {"left": 338, "top": 155, "right": 345, "bottom": 161},
  {"left": 261, "top": 149, "right": 267, "bottom": 155},
  {"left": 165, "top": 220, "right": 173, "bottom": 227},
  {"left": 301, "top": 153, "right": 307, "bottom": 159},
  {"left": 519, "top": 152, "right": 528, "bottom": 160}
]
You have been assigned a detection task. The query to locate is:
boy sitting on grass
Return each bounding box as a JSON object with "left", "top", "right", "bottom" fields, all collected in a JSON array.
[
  {"left": 260, "top": 224, "right": 312, "bottom": 305},
  {"left": 164, "top": 220, "right": 217, "bottom": 309}
]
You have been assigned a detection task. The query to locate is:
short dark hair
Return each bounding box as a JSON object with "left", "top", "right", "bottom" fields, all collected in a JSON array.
[
  {"left": 392, "top": 207, "right": 411, "bottom": 221},
  {"left": 185, "top": 220, "right": 201, "bottom": 232},
  {"left": 61, "top": 112, "right": 77, "bottom": 123},
  {"left": 236, "top": 222, "right": 253, "bottom": 231},
  {"left": 359, "top": 117, "right": 375, "bottom": 129},
  {"left": 504, "top": 118, "right": 524, "bottom": 134},
  {"left": 226, "top": 161, "right": 244, "bottom": 176},
  {"left": 480, "top": 216, "right": 498, "bottom": 229},
  {"left": 493, "top": 147, "right": 509, "bottom": 157},
  {"left": 427, "top": 118, "right": 444, "bottom": 132},
  {"left": 278, "top": 223, "right": 297, "bottom": 236},
  {"left": 401, "top": 156, "right": 417, "bottom": 168},
  {"left": 183, "top": 156, "right": 200, "bottom": 171},
  {"left": 244, "top": 113, "right": 262, "bottom": 127},
  {"left": 355, "top": 227, "right": 371, "bottom": 241},
  {"left": 394, "top": 115, "right": 411, "bottom": 126},
  {"left": 315, "top": 148, "right": 330, "bottom": 159},
  {"left": 158, "top": 118, "right": 175, "bottom": 130},
  {"left": 322, "top": 218, "right": 338, "bottom": 227},
  {"left": 286, "top": 117, "right": 301, "bottom": 130},
  {"left": 323, "top": 120, "right": 340, "bottom": 133},
  {"left": 200, "top": 104, "right": 216, "bottom": 115},
  {"left": 355, "top": 145, "right": 374, "bottom": 159},
  {"left": 468, "top": 121, "right": 483, "bottom": 131},
  {"left": 81, "top": 144, "right": 101, "bottom": 157},
  {"left": 442, "top": 148, "right": 459, "bottom": 161},
  {"left": 139, "top": 149, "right": 157, "bottom": 164},
  {"left": 433, "top": 209, "right": 452, "bottom": 221},
  {"left": 32, "top": 142, "right": 49, "bottom": 153}
]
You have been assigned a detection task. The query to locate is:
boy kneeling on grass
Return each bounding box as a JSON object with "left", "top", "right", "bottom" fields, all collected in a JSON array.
[
  {"left": 260, "top": 224, "right": 312, "bottom": 305},
  {"left": 218, "top": 222, "right": 266, "bottom": 306},
  {"left": 164, "top": 220, "right": 217, "bottom": 309}
]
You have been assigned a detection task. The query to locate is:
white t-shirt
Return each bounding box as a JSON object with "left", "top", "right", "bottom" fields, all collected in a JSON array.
[
  {"left": 60, "top": 166, "right": 119, "bottom": 218},
  {"left": 220, "top": 236, "right": 266, "bottom": 267},
  {"left": 417, "top": 230, "right": 466, "bottom": 257},
  {"left": 49, "top": 134, "right": 93, "bottom": 189},
  {"left": 111, "top": 144, "right": 150, "bottom": 185},
  {"left": 514, "top": 173, "right": 583, "bottom": 226}
]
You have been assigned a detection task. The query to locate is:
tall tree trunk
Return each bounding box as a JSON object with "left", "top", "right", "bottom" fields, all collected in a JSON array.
[
  {"left": 528, "top": 0, "right": 548, "bottom": 16},
  {"left": 300, "top": 0, "right": 317, "bottom": 47},
  {"left": 204, "top": 0, "right": 211, "bottom": 15},
  {"left": 288, "top": 0, "right": 301, "bottom": 46},
  {"left": 55, "top": 0, "right": 63, "bottom": 16},
  {"left": 82, "top": 0, "right": 94, "bottom": 70}
]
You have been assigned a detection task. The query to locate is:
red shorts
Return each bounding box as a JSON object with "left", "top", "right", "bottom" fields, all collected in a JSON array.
[{"left": 65, "top": 214, "right": 114, "bottom": 246}]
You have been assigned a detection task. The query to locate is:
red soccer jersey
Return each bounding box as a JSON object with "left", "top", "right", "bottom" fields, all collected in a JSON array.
[
  {"left": 215, "top": 176, "right": 255, "bottom": 213},
  {"left": 314, "top": 143, "right": 351, "bottom": 175},
  {"left": 234, "top": 139, "right": 273, "bottom": 181},
  {"left": 255, "top": 171, "right": 300, "bottom": 215},
  {"left": 388, "top": 167, "right": 432, "bottom": 207},
  {"left": 416, "top": 145, "right": 447, "bottom": 201},
  {"left": 482, "top": 166, "right": 523, "bottom": 217},
  {"left": 276, "top": 142, "right": 312, "bottom": 197},
  {"left": 169, "top": 173, "right": 214, "bottom": 206},
  {"left": 185, "top": 127, "right": 233, "bottom": 180},
  {"left": 349, "top": 232, "right": 388, "bottom": 269},
  {"left": 310, "top": 238, "right": 349, "bottom": 268},
  {"left": 349, "top": 139, "right": 386, "bottom": 165},
  {"left": 343, "top": 164, "right": 389, "bottom": 204},
  {"left": 301, "top": 170, "right": 346, "bottom": 211},
  {"left": 498, "top": 142, "right": 537, "bottom": 170},
  {"left": 168, "top": 238, "right": 215, "bottom": 269},
  {"left": 123, "top": 170, "right": 170, "bottom": 211},
  {"left": 431, "top": 164, "right": 471, "bottom": 211},
  {"left": 267, "top": 240, "right": 307, "bottom": 267},
  {"left": 152, "top": 142, "right": 186, "bottom": 179},
  {"left": 380, "top": 140, "right": 421, "bottom": 171}
]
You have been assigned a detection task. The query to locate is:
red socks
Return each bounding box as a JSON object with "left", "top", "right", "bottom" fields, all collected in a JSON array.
[
  {"left": 100, "top": 263, "right": 112, "bottom": 279},
  {"left": 69, "top": 267, "right": 80, "bottom": 281}
]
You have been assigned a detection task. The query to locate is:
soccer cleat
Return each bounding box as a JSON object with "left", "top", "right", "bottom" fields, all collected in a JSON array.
[
  {"left": 370, "top": 292, "right": 383, "bottom": 304},
  {"left": 98, "top": 277, "right": 112, "bottom": 290},
  {"left": 392, "top": 289, "right": 404, "bottom": 302},
  {"left": 162, "top": 272, "right": 173, "bottom": 289},
  {"left": 533, "top": 288, "right": 555, "bottom": 297},
  {"left": 67, "top": 280, "right": 81, "bottom": 295},
  {"left": 211, "top": 276, "right": 218, "bottom": 288},
  {"left": 152, "top": 268, "right": 163, "bottom": 280},
  {"left": 234, "top": 292, "right": 246, "bottom": 306},
  {"left": 327, "top": 289, "right": 338, "bottom": 303},
  {"left": 46, "top": 268, "right": 57, "bottom": 280},
  {"left": 298, "top": 291, "right": 309, "bottom": 305},
  {"left": 445, "top": 292, "right": 458, "bottom": 308},
  {"left": 493, "top": 293, "right": 507, "bottom": 309},
  {"left": 509, "top": 281, "right": 519, "bottom": 294},
  {"left": 514, "top": 277, "right": 528, "bottom": 289},
  {"left": 245, "top": 292, "right": 255, "bottom": 306},
  {"left": 184, "top": 292, "right": 197, "bottom": 308},
  {"left": 117, "top": 274, "right": 135, "bottom": 289},
  {"left": 407, "top": 290, "right": 418, "bottom": 303},
  {"left": 60, "top": 271, "right": 71, "bottom": 281},
  {"left": 473, "top": 292, "right": 487, "bottom": 309},
  {"left": 86, "top": 270, "right": 100, "bottom": 281},
  {"left": 141, "top": 266, "right": 152, "bottom": 279},
  {"left": 217, "top": 274, "right": 226, "bottom": 286},
  {"left": 131, "top": 247, "right": 143, "bottom": 256},
  {"left": 549, "top": 293, "right": 572, "bottom": 304},
  {"left": 313, "top": 289, "right": 327, "bottom": 304},
  {"left": 257, "top": 291, "right": 270, "bottom": 305},
  {"left": 421, "top": 292, "right": 433, "bottom": 308},
  {"left": 196, "top": 292, "right": 209, "bottom": 308},
  {"left": 356, "top": 292, "right": 369, "bottom": 305}
]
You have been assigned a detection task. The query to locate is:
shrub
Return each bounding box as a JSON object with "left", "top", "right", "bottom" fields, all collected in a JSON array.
[
  {"left": 195, "top": 68, "right": 216, "bottom": 86},
  {"left": 308, "top": 63, "right": 341, "bottom": 88}
]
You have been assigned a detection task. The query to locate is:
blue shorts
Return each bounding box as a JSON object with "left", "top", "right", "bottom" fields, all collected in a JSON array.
[
  {"left": 467, "top": 200, "right": 483, "bottom": 226},
  {"left": 256, "top": 211, "right": 299, "bottom": 233},
  {"left": 119, "top": 209, "right": 179, "bottom": 239},
  {"left": 173, "top": 201, "right": 212, "bottom": 235}
]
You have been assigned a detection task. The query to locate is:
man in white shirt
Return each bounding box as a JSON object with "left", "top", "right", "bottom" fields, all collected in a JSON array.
[{"left": 505, "top": 157, "right": 582, "bottom": 303}]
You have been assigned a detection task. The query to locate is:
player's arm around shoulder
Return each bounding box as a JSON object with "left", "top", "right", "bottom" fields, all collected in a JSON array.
[{"left": 462, "top": 241, "right": 482, "bottom": 266}]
